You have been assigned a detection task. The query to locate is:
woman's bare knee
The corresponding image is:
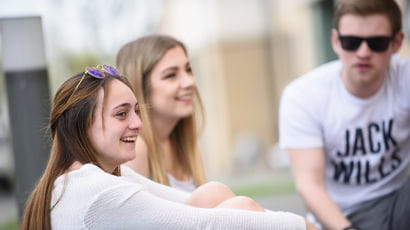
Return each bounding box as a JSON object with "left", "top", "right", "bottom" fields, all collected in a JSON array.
[
  {"left": 217, "top": 196, "right": 265, "bottom": 212},
  {"left": 185, "top": 181, "right": 236, "bottom": 208}
]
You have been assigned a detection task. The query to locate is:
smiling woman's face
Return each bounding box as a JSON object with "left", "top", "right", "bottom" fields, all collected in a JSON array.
[
  {"left": 88, "top": 79, "right": 142, "bottom": 173},
  {"left": 149, "top": 46, "right": 197, "bottom": 122}
]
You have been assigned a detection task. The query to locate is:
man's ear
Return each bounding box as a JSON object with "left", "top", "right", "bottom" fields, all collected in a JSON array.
[
  {"left": 391, "top": 31, "right": 404, "bottom": 53},
  {"left": 331, "top": 28, "right": 341, "bottom": 55}
]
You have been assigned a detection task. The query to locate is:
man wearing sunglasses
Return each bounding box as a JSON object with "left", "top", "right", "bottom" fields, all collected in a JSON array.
[{"left": 279, "top": 0, "right": 410, "bottom": 229}]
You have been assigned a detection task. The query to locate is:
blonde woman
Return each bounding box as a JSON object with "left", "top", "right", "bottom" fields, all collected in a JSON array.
[{"left": 116, "top": 35, "right": 206, "bottom": 192}]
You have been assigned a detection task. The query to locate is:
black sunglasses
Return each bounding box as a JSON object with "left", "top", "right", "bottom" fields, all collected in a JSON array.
[{"left": 338, "top": 34, "right": 393, "bottom": 52}]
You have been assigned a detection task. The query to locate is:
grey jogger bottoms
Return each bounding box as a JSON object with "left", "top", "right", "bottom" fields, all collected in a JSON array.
[{"left": 347, "top": 177, "right": 410, "bottom": 230}]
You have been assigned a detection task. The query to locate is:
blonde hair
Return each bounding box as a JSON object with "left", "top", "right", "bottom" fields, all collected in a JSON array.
[
  {"left": 21, "top": 71, "right": 131, "bottom": 229},
  {"left": 116, "top": 34, "right": 206, "bottom": 186}
]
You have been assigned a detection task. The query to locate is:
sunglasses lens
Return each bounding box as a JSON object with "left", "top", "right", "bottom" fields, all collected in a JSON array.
[
  {"left": 339, "top": 35, "right": 392, "bottom": 52},
  {"left": 84, "top": 65, "right": 121, "bottom": 80},
  {"left": 86, "top": 67, "right": 105, "bottom": 78},
  {"left": 339, "top": 36, "right": 362, "bottom": 51},
  {"left": 367, "top": 37, "right": 391, "bottom": 52},
  {"left": 102, "top": 64, "right": 120, "bottom": 76}
]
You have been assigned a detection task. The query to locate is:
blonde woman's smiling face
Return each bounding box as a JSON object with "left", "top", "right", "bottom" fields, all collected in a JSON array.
[{"left": 149, "top": 46, "right": 196, "bottom": 122}]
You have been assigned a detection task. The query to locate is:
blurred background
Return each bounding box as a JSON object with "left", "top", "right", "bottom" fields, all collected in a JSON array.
[{"left": 1, "top": 0, "right": 410, "bottom": 228}]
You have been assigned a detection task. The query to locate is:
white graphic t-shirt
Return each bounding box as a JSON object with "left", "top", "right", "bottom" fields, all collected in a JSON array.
[{"left": 279, "top": 56, "right": 410, "bottom": 215}]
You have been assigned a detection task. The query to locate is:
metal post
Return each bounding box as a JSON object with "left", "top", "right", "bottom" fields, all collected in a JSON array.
[{"left": 0, "top": 16, "right": 51, "bottom": 220}]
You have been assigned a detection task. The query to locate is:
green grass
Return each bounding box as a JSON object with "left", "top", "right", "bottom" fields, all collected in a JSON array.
[
  {"left": 0, "top": 218, "right": 18, "bottom": 230},
  {"left": 230, "top": 180, "right": 296, "bottom": 198}
]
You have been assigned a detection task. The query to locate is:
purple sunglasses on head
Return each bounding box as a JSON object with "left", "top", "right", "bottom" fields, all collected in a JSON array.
[
  {"left": 86, "top": 64, "right": 120, "bottom": 78},
  {"left": 68, "top": 64, "right": 121, "bottom": 102}
]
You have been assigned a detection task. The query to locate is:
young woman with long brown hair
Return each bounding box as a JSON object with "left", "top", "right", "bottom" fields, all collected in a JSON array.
[{"left": 21, "top": 64, "right": 313, "bottom": 229}]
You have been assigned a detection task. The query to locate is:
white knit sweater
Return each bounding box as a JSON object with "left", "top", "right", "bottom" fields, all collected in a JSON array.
[{"left": 50, "top": 164, "right": 305, "bottom": 229}]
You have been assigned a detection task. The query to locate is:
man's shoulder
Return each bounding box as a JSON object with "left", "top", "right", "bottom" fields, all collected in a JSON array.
[{"left": 390, "top": 55, "right": 410, "bottom": 77}]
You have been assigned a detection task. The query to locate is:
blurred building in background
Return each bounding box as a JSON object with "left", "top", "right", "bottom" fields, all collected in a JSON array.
[
  {"left": 157, "top": 0, "right": 410, "bottom": 178},
  {"left": 1, "top": 0, "right": 410, "bottom": 184}
]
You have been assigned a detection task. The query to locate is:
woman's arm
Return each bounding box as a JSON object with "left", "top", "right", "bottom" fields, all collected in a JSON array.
[
  {"left": 121, "top": 165, "right": 190, "bottom": 203},
  {"left": 85, "top": 184, "right": 307, "bottom": 230}
]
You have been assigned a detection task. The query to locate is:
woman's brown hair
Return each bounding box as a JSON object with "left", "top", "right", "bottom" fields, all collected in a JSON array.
[{"left": 21, "top": 70, "right": 133, "bottom": 229}]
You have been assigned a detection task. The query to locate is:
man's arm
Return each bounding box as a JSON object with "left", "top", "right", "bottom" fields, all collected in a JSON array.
[{"left": 288, "top": 147, "right": 351, "bottom": 230}]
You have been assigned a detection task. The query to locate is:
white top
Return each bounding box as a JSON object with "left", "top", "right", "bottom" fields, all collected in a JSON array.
[
  {"left": 51, "top": 164, "right": 305, "bottom": 229},
  {"left": 279, "top": 57, "right": 410, "bottom": 215},
  {"left": 168, "top": 173, "right": 197, "bottom": 192}
]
